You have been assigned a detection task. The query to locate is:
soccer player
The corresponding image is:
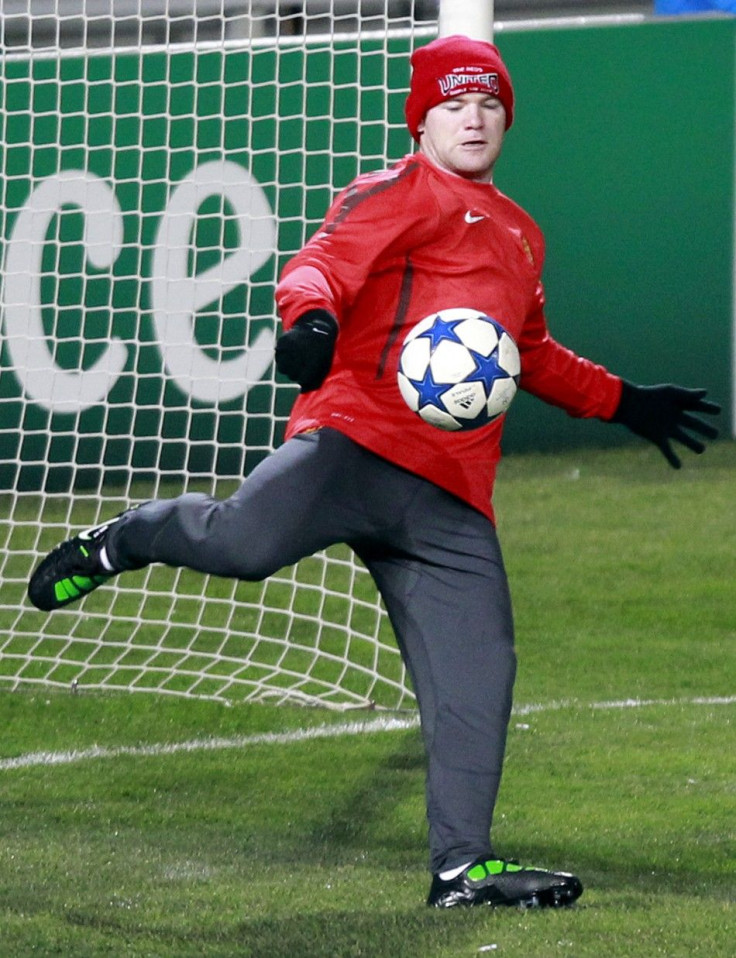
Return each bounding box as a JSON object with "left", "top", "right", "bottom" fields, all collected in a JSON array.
[{"left": 28, "top": 35, "right": 720, "bottom": 908}]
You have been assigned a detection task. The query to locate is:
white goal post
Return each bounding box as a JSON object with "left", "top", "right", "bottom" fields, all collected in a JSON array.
[
  {"left": 439, "top": 0, "right": 494, "bottom": 40},
  {"left": 0, "top": 1, "right": 494, "bottom": 709}
]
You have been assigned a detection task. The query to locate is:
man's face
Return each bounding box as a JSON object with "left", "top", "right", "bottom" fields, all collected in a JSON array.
[{"left": 418, "top": 92, "right": 506, "bottom": 183}]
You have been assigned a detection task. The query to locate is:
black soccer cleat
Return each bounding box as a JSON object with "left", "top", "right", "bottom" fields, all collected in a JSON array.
[
  {"left": 27, "top": 516, "right": 124, "bottom": 611},
  {"left": 427, "top": 857, "right": 583, "bottom": 909}
]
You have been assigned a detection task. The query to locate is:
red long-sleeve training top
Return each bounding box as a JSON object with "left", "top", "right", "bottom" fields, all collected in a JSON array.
[{"left": 275, "top": 152, "right": 622, "bottom": 522}]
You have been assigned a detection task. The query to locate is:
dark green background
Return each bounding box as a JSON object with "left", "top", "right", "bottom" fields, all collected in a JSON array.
[
  {"left": 496, "top": 18, "right": 733, "bottom": 450},
  {"left": 0, "top": 18, "right": 732, "bottom": 491}
]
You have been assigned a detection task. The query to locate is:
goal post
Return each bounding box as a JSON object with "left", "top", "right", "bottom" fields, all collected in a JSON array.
[
  {"left": 438, "top": 0, "right": 494, "bottom": 40},
  {"left": 0, "top": 1, "right": 494, "bottom": 709}
]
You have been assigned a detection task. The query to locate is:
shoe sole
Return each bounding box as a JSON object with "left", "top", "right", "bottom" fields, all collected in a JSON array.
[
  {"left": 511, "top": 882, "right": 582, "bottom": 909},
  {"left": 28, "top": 565, "right": 110, "bottom": 611},
  {"left": 430, "top": 878, "right": 583, "bottom": 909}
]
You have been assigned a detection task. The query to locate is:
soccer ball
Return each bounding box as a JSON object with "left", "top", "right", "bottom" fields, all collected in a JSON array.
[{"left": 397, "top": 308, "right": 521, "bottom": 431}]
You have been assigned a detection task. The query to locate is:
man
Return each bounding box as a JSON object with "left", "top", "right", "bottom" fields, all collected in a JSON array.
[{"left": 28, "top": 35, "right": 720, "bottom": 908}]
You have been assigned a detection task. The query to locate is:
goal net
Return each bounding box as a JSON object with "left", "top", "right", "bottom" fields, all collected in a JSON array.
[{"left": 0, "top": 1, "right": 441, "bottom": 710}]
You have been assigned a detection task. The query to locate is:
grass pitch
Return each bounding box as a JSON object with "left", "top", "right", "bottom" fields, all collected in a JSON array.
[{"left": 1, "top": 442, "right": 734, "bottom": 956}]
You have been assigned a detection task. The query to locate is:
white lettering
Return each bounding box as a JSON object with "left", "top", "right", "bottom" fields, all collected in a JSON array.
[
  {"left": 1, "top": 170, "right": 127, "bottom": 413},
  {"left": 0, "top": 161, "right": 278, "bottom": 413},
  {"left": 438, "top": 72, "right": 500, "bottom": 97},
  {"left": 150, "top": 160, "right": 277, "bottom": 405}
]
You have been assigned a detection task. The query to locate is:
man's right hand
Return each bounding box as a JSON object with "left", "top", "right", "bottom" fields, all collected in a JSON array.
[{"left": 275, "top": 309, "right": 339, "bottom": 392}]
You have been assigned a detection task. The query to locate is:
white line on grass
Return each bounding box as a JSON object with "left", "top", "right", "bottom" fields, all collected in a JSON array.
[
  {"left": 0, "top": 715, "right": 419, "bottom": 772},
  {"left": 1, "top": 695, "right": 734, "bottom": 773}
]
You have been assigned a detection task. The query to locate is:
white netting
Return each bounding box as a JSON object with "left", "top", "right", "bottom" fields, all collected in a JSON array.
[{"left": 0, "top": 1, "right": 446, "bottom": 708}]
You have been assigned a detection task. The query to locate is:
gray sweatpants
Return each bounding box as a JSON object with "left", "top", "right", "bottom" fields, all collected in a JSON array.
[{"left": 106, "top": 428, "right": 517, "bottom": 873}]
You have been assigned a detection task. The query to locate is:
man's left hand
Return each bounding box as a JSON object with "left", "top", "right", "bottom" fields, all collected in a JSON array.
[{"left": 611, "top": 380, "right": 721, "bottom": 468}]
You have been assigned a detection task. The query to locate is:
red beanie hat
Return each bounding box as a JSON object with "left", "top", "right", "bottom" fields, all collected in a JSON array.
[{"left": 405, "top": 35, "right": 515, "bottom": 142}]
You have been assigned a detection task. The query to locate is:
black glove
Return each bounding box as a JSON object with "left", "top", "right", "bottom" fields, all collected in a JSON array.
[
  {"left": 611, "top": 379, "right": 721, "bottom": 469},
  {"left": 275, "top": 309, "right": 338, "bottom": 392}
]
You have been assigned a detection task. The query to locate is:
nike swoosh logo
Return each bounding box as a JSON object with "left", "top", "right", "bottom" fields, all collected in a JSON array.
[{"left": 464, "top": 211, "right": 485, "bottom": 224}]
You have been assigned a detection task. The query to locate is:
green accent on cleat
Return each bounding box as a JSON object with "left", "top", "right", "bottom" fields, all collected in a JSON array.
[
  {"left": 55, "top": 580, "right": 77, "bottom": 602},
  {"left": 468, "top": 860, "right": 522, "bottom": 882},
  {"left": 53, "top": 573, "right": 110, "bottom": 604}
]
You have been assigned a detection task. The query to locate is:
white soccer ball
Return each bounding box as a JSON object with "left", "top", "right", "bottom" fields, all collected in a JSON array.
[{"left": 397, "top": 308, "right": 521, "bottom": 431}]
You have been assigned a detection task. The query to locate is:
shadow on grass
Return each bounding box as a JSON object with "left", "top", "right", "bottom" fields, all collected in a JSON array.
[
  {"left": 496, "top": 837, "right": 735, "bottom": 905},
  {"left": 62, "top": 905, "right": 472, "bottom": 958},
  {"left": 302, "top": 728, "right": 427, "bottom": 865},
  {"left": 232, "top": 908, "right": 467, "bottom": 958}
]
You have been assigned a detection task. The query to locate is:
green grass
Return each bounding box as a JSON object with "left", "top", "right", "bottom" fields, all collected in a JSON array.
[{"left": 1, "top": 442, "right": 735, "bottom": 956}]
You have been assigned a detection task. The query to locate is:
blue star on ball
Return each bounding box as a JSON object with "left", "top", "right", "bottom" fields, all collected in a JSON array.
[
  {"left": 417, "top": 315, "right": 466, "bottom": 351},
  {"left": 466, "top": 347, "right": 506, "bottom": 389}
]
